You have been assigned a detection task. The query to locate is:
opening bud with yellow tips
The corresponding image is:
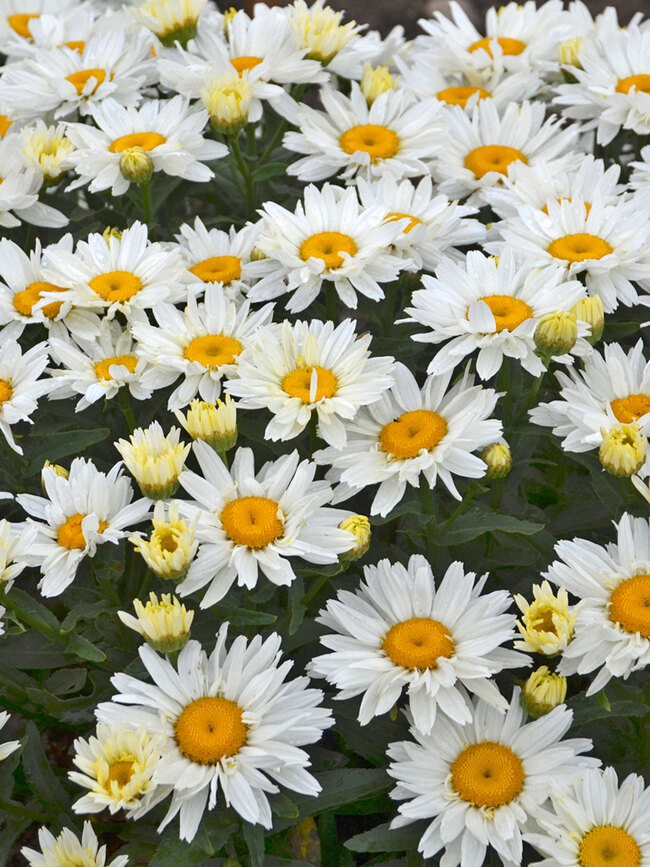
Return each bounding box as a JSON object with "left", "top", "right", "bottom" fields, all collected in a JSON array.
[
  {"left": 558, "top": 36, "right": 583, "bottom": 68},
  {"left": 480, "top": 441, "right": 512, "bottom": 479},
  {"left": 173, "top": 396, "right": 237, "bottom": 453},
  {"left": 201, "top": 72, "right": 252, "bottom": 136},
  {"left": 102, "top": 226, "right": 123, "bottom": 243},
  {"left": 129, "top": 500, "right": 198, "bottom": 582},
  {"left": 570, "top": 295, "right": 604, "bottom": 344},
  {"left": 119, "top": 146, "right": 154, "bottom": 185},
  {"left": 133, "top": 0, "right": 207, "bottom": 48},
  {"left": 118, "top": 591, "right": 194, "bottom": 653},
  {"left": 41, "top": 460, "right": 69, "bottom": 494},
  {"left": 521, "top": 666, "right": 567, "bottom": 718},
  {"left": 534, "top": 310, "right": 578, "bottom": 357},
  {"left": 291, "top": 0, "right": 358, "bottom": 64},
  {"left": 514, "top": 581, "right": 578, "bottom": 655},
  {"left": 599, "top": 423, "right": 647, "bottom": 478},
  {"left": 360, "top": 64, "right": 398, "bottom": 105},
  {"left": 114, "top": 421, "right": 191, "bottom": 500},
  {"left": 338, "top": 515, "right": 371, "bottom": 562}
]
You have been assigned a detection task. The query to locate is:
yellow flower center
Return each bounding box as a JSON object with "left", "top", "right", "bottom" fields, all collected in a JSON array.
[
  {"left": 379, "top": 409, "right": 447, "bottom": 459},
  {"left": 468, "top": 36, "right": 526, "bottom": 57},
  {"left": 541, "top": 198, "right": 592, "bottom": 216},
  {"left": 473, "top": 294, "right": 533, "bottom": 332},
  {"left": 89, "top": 271, "right": 143, "bottom": 303},
  {"left": 175, "top": 696, "right": 248, "bottom": 764},
  {"left": 183, "top": 334, "right": 242, "bottom": 368},
  {"left": 609, "top": 574, "right": 650, "bottom": 638},
  {"left": 94, "top": 355, "right": 138, "bottom": 381},
  {"left": 384, "top": 212, "right": 422, "bottom": 234},
  {"left": 57, "top": 513, "right": 108, "bottom": 550},
  {"left": 0, "top": 379, "right": 13, "bottom": 405},
  {"left": 299, "top": 231, "right": 358, "bottom": 270},
  {"left": 282, "top": 365, "right": 338, "bottom": 403},
  {"left": 547, "top": 233, "right": 613, "bottom": 263},
  {"left": 157, "top": 530, "right": 179, "bottom": 553},
  {"left": 451, "top": 741, "right": 525, "bottom": 807},
  {"left": 610, "top": 394, "right": 650, "bottom": 424},
  {"left": 220, "top": 496, "right": 283, "bottom": 548},
  {"left": 535, "top": 609, "right": 558, "bottom": 634},
  {"left": 464, "top": 144, "right": 527, "bottom": 178},
  {"left": 109, "top": 132, "right": 167, "bottom": 153},
  {"left": 339, "top": 124, "right": 400, "bottom": 159},
  {"left": 579, "top": 825, "right": 641, "bottom": 867},
  {"left": 64, "top": 40, "right": 86, "bottom": 53},
  {"left": 8, "top": 13, "right": 38, "bottom": 38},
  {"left": 230, "top": 55, "right": 263, "bottom": 76},
  {"left": 65, "top": 68, "right": 107, "bottom": 95},
  {"left": 615, "top": 74, "right": 650, "bottom": 95},
  {"left": 382, "top": 617, "right": 454, "bottom": 670},
  {"left": 437, "top": 86, "right": 491, "bottom": 108},
  {"left": 107, "top": 760, "right": 135, "bottom": 789},
  {"left": 189, "top": 255, "right": 242, "bottom": 284},
  {"left": 0, "top": 115, "right": 13, "bottom": 138},
  {"left": 13, "top": 281, "right": 65, "bottom": 318}
]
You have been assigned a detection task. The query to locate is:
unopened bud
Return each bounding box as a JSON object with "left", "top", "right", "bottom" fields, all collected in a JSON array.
[
  {"left": 360, "top": 63, "right": 397, "bottom": 104},
  {"left": 118, "top": 592, "right": 194, "bottom": 653},
  {"left": 42, "top": 460, "right": 69, "bottom": 494},
  {"left": 250, "top": 246, "right": 267, "bottom": 261},
  {"left": 119, "top": 146, "right": 154, "bottom": 185},
  {"left": 522, "top": 666, "right": 567, "bottom": 718},
  {"left": 130, "top": 501, "right": 198, "bottom": 582},
  {"left": 102, "top": 226, "right": 123, "bottom": 243},
  {"left": 558, "top": 36, "right": 583, "bottom": 68},
  {"left": 201, "top": 72, "right": 252, "bottom": 136},
  {"left": 173, "top": 396, "right": 237, "bottom": 453},
  {"left": 480, "top": 441, "right": 512, "bottom": 479},
  {"left": 570, "top": 295, "right": 604, "bottom": 344},
  {"left": 534, "top": 310, "right": 578, "bottom": 356},
  {"left": 599, "top": 423, "right": 647, "bottom": 478},
  {"left": 338, "top": 515, "right": 371, "bottom": 561}
]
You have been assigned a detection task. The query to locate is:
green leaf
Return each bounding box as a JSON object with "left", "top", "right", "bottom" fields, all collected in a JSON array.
[
  {"left": 270, "top": 792, "right": 300, "bottom": 819},
  {"left": 288, "top": 577, "right": 306, "bottom": 635},
  {"left": 435, "top": 507, "right": 544, "bottom": 545},
  {"left": 243, "top": 821, "right": 266, "bottom": 867},
  {"left": 25, "top": 428, "right": 110, "bottom": 475},
  {"left": 44, "top": 667, "right": 87, "bottom": 695},
  {"left": 251, "top": 162, "right": 288, "bottom": 182},
  {"left": 65, "top": 633, "right": 106, "bottom": 663},
  {"left": 149, "top": 832, "right": 213, "bottom": 867},
  {"left": 3, "top": 588, "right": 60, "bottom": 636},
  {"left": 345, "top": 822, "right": 424, "bottom": 854},
  {"left": 22, "top": 721, "right": 69, "bottom": 818},
  {"left": 60, "top": 600, "right": 113, "bottom": 633},
  {"left": 216, "top": 606, "right": 277, "bottom": 627}
]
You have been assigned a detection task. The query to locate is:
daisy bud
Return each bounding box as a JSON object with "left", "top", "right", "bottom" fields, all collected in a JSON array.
[
  {"left": 173, "top": 396, "right": 237, "bottom": 453},
  {"left": 41, "top": 460, "right": 69, "bottom": 494},
  {"left": 201, "top": 72, "right": 252, "bottom": 136},
  {"left": 133, "top": 0, "right": 207, "bottom": 48},
  {"left": 521, "top": 666, "right": 567, "bottom": 718},
  {"left": 338, "top": 515, "right": 371, "bottom": 561},
  {"left": 22, "top": 121, "right": 75, "bottom": 183},
  {"left": 514, "top": 581, "right": 578, "bottom": 655},
  {"left": 360, "top": 63, "right": 398, "bottom": 104},
  {"left": 599, "top": 423, "right": 648, "bottom": 478},
  {"left": 570, "top": 295, "right": 604, "bottom": 344},
  {"left": 534, "top": 310, "right": 578, "bottom": 356},
  {"left": 480, "top": 441, "right": 512, "bottom": 479},
  {"left": 291, "top": 1, "right": 358, "bottom": 64},
  {"left": 250, "top": 246, "right": 267, "bottom": 261},
  {"left": 557, "top": 36, "right": 583, "bottom": 68},
  {"left": 223, "top": 6, "right": 237, "bottom": 39},
  {"left": 118, "top": 592, "right": 194, "bottom": 653},
  {"left": 129, "top": 501, "right": 198, "bottom": 581},
  {"left": 119, "top": 146, "right": 154, "bottom": 186},
  {"left": 102, "top": 226, "right": 122, "bottom": 243},
  {"left": 115, "top": 422, "right": 191, "bottom": 500}
]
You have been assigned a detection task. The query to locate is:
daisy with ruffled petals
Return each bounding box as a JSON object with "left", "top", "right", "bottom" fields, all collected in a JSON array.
[
  {"left": 287, "top": 0, "right": 374, "bottom": 78},
  {"left": 0, "top": 136, "right": 67, "bottom": 229},
  {"left": 387, "top": 688, "right": 597, "bottom": 865},
  {"left": 0, "top": 0, "right": 77, "bottom": 53},
  {"left": 21, "top": 821, "right": 128, "bottom": 867},
  {"left": 315, "top": 363, "right": 502, "bottom": 516},
  {"left": 544, "top": 513, "right": 650, "bottom": 695},
  {"left": 310, "top": 554, "right": 527, "bottom": 734},
  {"left": 405, "top": 249, "right": 591, "bottom": 380},
  {"left": 96, "top": 624, "right": 333, "bottom": 841},
  {"left": 176, "top": 441, "right": 355, "bottom": 607},
  {"left": 526, "top": 766, "right": 650, "bottom": 867},
  {"left": 226, "top": 318, "right": 394, "bottom": 449},
  {"left": 0, "top": 338, "right": 51, "bottom": 455},
  {"left": 176, "top": 217, "right": 258, "bottom": 299}
]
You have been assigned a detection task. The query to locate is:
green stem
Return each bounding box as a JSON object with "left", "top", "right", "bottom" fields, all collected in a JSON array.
[
  {"left": 443, "top": 479, "right": 482, "bottom": 529},
  {"left": 229, "top": 135, "right": 255, "bottom": 217},
  {"left": 139, "top": 178, "right": 153, "bottom": 225},
  {"left": 302, "top": 563, "right": 344, "bottom": 607},
  {"left": 118, "top": 388, "right": 137, "bottom": 433},
  {"left": 259, "top": 117, "right": 288, "bottom": 162},
  {"left": 308, "top": 412, "right": 319, "bottom": 453}
]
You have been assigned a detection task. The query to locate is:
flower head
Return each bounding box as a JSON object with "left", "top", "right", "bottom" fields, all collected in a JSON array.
[{"left": 118, "top": 592, "right": 194, "bottom": 653}]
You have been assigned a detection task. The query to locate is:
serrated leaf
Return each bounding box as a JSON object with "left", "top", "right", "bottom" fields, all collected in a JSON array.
[
  {"left": 25, "top": 428, "right": 110, "bottom": 475},
  {"left": 345, "top": 822, "right": 424, "bottom": 854}
]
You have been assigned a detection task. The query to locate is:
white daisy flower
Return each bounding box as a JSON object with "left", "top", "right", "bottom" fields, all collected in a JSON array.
[
  {"left": 315, "top": 363, "right": 502, "bottom": 516},
  {"left": 115, "top": 422, "right": 191, "bottom": 501},
  {"left": 432, "top": 99, "right": 579, "bottom": 205},
  {"left": 131, "top": 0, "right": 209, "bottom": 46},
  {"left": 544, "top": 512, "right": 650, "bottom": 695},
  {"left": 310, "top": 554, "right": 527, "bottom": 734},
  {"left": 387, "top": 688, "right": 597, "bottom": 865},
  {"left": 0, "top": 0, "right": 77, "bottom": 54},
  {"left": 70, "top": 723, "right": 166, "bottom": 819},
  {"left": 47, "top": 318, "right": 158, "bottom": 411},
  {"left": 16, "top": 458, "right": 150, "bottom": 597},
  {"left": 529, "top": 339, "right": 650, "bottom": 454},
  {"left": 0, "top": 136, "right": 67, "bottom": 229},
  {"left": 1, "top": 4, "right": 101, "bottom": 60},
  {"left": 246, "top": 183, "right": 410, "bottom": 312},
  {"left": 555, "top": 26, "right": 650, "bottom": 145},
  {"left": 20, "top": 120, "right": 76, "bottom": 182},
  {"left": 96, "top": 624, "right": 333, "bottom": 841},
  {"left": 65, "top": 96, "right": 227, "bottom": 196},
  {"left": 21, "top": 821, "right": 128, "bottom": 867},
  {"left": 0, "top": 518, "right": 39, "bottom": 590},
  {"left": 355, "top": 175, "right": 486, "bottom": 270},
  {"left": 490, "top": 195, "right": 650, "bottom": 312},
  {"left": 225, "top": 318, "right": 394, "bottom": 449},
  {"left": 176, "top": 441, "right": 355, "bottom": 607},
  {"left": 283, "top": 83, "right": 445, "bottom": 183},
  {"left": 131, "top": 285, "right": 273, "bottom": 410},
  {"left": 0, "top": 338, "right": 51, "bottom": 455},
  {"left": 526, "top": 766, "right": 650, "bottom": 867},
  {"left": 405, "top": 249, "right": 591, "bottom": 380},
  {"left": 176, "top": 217, "right": 258, "bottom": 298},
  {"left": 0, "top": 711, "right": 20, "bottom": 761},
  {"left": 627, "top": 142, "right": 650, "bottom": 197}
]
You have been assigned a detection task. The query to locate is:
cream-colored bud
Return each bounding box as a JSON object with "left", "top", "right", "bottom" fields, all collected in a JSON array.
[
  {"left": 130, "top": 500, "right": 198, "bottom": 581},
  {"left": 338, "top": 515, "right": 371, "bottom": 561},
  {"left": 570, "top": 295, "right": 604, "bottom": 344},
  {"left": 223, "top": 6, "right": 237, "bottom": 38},
  {"left": 118, "top": 591, "right": 194, "bottom": 653},
  {"left": 480, "top": 442, "right": 512, "bottom": 479},
  {"left": 599, "top": 423, "right": 647, "bottom": 478},
  {"left": 133, "top": 0, "right": 206, "bottom": 47},
  {"left": 522, "top": 666, "right": 567, "bottom": 718},
  {"left": 360, "top": 64, "right": 398, "bottom": 104},
  {"left": 173, "top": 396, "right": 237, "bottom": 452},
  {"left": 250, "top": 246, "right": 267, "bottom": 261},
  {"left": 119, "top": 146, "right": 154, "bottom": 185},
  {"left": 558, "top": 36, "right": 583, "bottom": 67},
  {"left": 201, "top": 71, "right": 252, "bottom": 135},
  {"left": 534, "top": 310, "right": 578, "bottom": 356},
  {"left": 514, "top": 581, "right": 578, "bottom": 655},
  {"left": 291, "top": 0, "right": 357, "bottom": 64},
  {"left": 42, "top": 460, "right": 69, "bottom": 494},
  {"left": 114, "top": 422, "right": 191, "bottom": 500}
]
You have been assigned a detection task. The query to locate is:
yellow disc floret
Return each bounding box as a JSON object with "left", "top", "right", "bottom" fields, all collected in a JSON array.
[
  {"left": 464, "top": 145, "right": 527, "bottom": 178},
  {"left": 282, "top": 365, "right": 338, "bottom": 403},
  {"left": 468, "top": 36, "right": 526, "bottom": 57},
  {"left": 379, "top": 409, "right": 447, "bottom": 459},
  {"left": 474, "top": 294, "right": 533, "bottom": 332},
  {"left": 220, "top": 496, "right": 283, "bottom": 548},
  {"left": 382, "top": 617, "right": 454, "bottom": 670},
  {"left": 57, "top": 513, "right": 107, "bottom": 550},
  {"left": 451, "top": 741, "right": 525, "bottom": 807},
  {"left": 609, "top": 574, "right": 650, "bottom": 638},
  {"left": 610, "top": 394, "right": 650, "bottom": 425},
  {"left": 189, "top": 256, "right": 242, "bottom": 284},
  {"left": 8, "top": 13, "right": 39, "bottom": 38},
  {"left": 183, "top": 334, "right": 242, "bottom": 368},
  {"left": 175, "top": 696, "right": 247, "bottom": 764},
  {"left": 339, "top": 124, "right": 399, "bottom": 159},
  {"left": 300, "top": 232, "right": 358, "bottom": 269},
  {"left": 94, "top": 355, "right": 138, "bottom": 381},
  {"left": 578, "top": 825, "right": 641, "bottom": 867},
  {"left": 437, "top": 86, "right": 491, "bottom": 108},
  {"left": 65, "top": 68, "right": 107, "bottom": 95},
  {"left": 547, "top": 233, "right": 613, "bottom": 263},
  {"left": 89, "top": 271, "right": 143, "bottom": 303},
  {"left": 230, "top": 55, "right": 263, "bottom": 76},
  {"left": 616, "top": 74, "right": 650, "bottom": 95},
  {"left": 109, "top": 132, "right": 167, "bottom": 153}
]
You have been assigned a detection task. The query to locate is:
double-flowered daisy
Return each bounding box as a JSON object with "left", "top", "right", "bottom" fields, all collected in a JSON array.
[
  {"left": 16, "top": 458, "right": 150, "bottom": 597},
  {"left": 115, "top": 422, "right": 191, "bottom": 501},
  {"left": 387, "top": 688, "right": 597, "bottom": 865},
  {"left": 21, "top": 821, "right": 128, "bottom": 867},
  {"left": 0, "top": 0, "right": 77, "bottom": 54},
  {"left": 310, "top": 554, "right": 527, "bottom": 734},
  {"left": 65, "top": 97, "right": 227, "bottom": 195},
  {"left": 176, "top": 441, "right": 355, "bottom": 607},
  {"left": 283, "top": 83, "right": 445, "bottom": 183},
  {"left": 288, "top": 0, "right": 372, "bottom": 78},
  {"left": 0, "top": 518, "right": 39, "bottom": 589},
  {"left": 544, "top": 513, "right": 650, "bottom": 695},
  {"left": 226, "top": 318, "right": 394, "bottom": 449},
  {"left": 131, "top": 285, "right": 273, "bottom": 410},
  {"left": 246, "top": 183, "right": 409, "bottom": 312},
  {"left": 0, "top": 136, "right": 67, "bottom": 229},
  {"left": 405, "top": 249, "right": 590, "bottom": 380},
  {"left": 526, "top": 766, "right": 650, "bottom": 867},
  {"left": 316, "top": 363, "right": 502, "bottom": 516},
  {"left": 176, "top": 217, "right": 258, "bottom": 299},
  {"left": 432, "top": 99, "right": 579, "bottom": 205},
  {"left": 129, "top": 501, "right": 198, "bottom": 583},
  {"left": 131, "top": 0, "right": 210, "bottom": 47},
  {"left": 96, "top": 625, "right": 333, "bottom": 841},
  {"left": 0, "top": 338, "right": 51, "bottom": 455}
]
